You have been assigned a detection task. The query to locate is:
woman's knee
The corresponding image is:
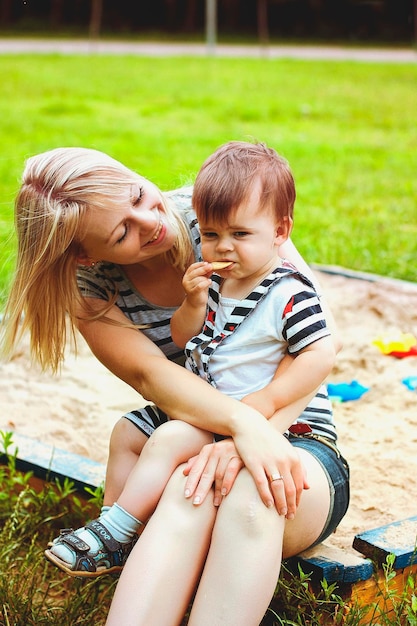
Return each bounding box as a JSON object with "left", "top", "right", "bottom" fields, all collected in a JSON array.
[{"left": 219, "top": 470, "right": 279, "bottom": 537}]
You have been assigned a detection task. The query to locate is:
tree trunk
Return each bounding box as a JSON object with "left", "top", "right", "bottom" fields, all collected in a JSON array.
[
  {"left": 89, "top": 0, "right": 103, "bottom": 40},
  {"left": 258, "top": 0, "right": 269, "bottom": 45},
  {"left": 50, "top": 0, "right": 64, "bottom": 28},
  {"left": 414, "top": 0, "right": 417, "bottom": 44},
  {"left": 0, "top": 0, "right": 13, "bottom": 25}
]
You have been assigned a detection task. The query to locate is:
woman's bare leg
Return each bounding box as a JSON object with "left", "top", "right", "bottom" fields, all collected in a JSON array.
[
  {"left": 106, "top": 448, "right": 331, "bottom": 626},
  {"left": 282, "top": 448, "right": 331, "bottom": 558},
  {"left": 106, "top": 465, "right": 217, "bottom": 626},
  {"left": 188, "top": 448, "right": 331, "bottom": 626},
  {"left": 188, "top": 469, "right": 285, "bottom": 626}
]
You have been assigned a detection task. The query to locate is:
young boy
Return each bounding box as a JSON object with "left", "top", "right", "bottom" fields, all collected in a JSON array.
[{"left": 45, "top": 141, "right": 336, "bottom": 578}]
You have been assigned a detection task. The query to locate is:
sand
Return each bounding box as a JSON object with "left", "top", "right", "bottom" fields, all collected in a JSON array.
[{"left": 1, "top": 268, "right": 416, "bottom": 554}]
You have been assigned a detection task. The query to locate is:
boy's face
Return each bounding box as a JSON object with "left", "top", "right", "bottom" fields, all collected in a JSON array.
[{"left": 199, "top": 179, "right": 291, "bottom": 282}]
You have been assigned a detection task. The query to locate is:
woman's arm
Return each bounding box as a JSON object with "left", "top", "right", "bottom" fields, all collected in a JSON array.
[
  {"left": 77, "top": 299, "right": 254, "bottom": 435},
  {"left": 77, "top": 298, "right": 302, "bottom": 509}
]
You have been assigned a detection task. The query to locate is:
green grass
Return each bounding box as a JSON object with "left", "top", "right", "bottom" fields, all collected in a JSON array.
[
  {"left": 0, "top": 53, "right": 417, "bottom": 305},
  {"left": 1, "top": 431, "right": 416, "bottom": 626}
]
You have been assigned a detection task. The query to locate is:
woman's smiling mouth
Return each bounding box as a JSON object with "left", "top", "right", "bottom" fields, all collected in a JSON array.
[{"left": 147, "top": 218, "right": 163, "bottom": 245}]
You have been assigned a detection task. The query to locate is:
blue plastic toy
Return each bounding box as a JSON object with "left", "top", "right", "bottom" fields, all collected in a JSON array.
[
  {"left": 402, "top": 376, "right": 417, "bottom": 391},
  {"left": 327, "top": 380, "right": 370, "bottom": 402}
]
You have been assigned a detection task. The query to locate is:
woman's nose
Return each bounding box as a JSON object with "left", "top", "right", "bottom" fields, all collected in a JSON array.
[{"left": 131, "top": 206, "right": 154, "bottom": 230}]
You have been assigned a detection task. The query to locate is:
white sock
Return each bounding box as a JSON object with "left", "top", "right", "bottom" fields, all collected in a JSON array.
[
  {"left": 99, "top": 502, "right": 142, "bottom": 543},
  {"left": 50, "top": 504, "right": 142, "bottom": 567}
]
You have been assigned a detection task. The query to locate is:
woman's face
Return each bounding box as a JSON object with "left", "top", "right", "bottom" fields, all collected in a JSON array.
[{"left": 79, "top": 179, "right": 177, "bottom": 266}]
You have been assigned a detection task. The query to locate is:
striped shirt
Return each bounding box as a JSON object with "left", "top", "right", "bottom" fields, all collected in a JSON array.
[
  {"left": 77, "top": 188, "right": 336, "bottom": 441},
  {"left": 185, "top": 263, "right": 337, "bottom": 441},
  {"left": 76, "top": 188, "right": 201, "bottom": 366}
]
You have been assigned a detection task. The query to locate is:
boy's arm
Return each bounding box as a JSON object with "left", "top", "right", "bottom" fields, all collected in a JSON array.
[
  {"left": 279, "top": 238, "right": 342, "bottom": 353},
  {"left": 170, "top": 261, "right": 212, "bottom": 348},
  {"left": 241, "top": 335, "right": 336, "bottom": 423}
]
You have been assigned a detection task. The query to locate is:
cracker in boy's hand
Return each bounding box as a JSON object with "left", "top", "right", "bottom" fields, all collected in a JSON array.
[{"left": 211, "top": 262, "right": 232, "bottom": 270}]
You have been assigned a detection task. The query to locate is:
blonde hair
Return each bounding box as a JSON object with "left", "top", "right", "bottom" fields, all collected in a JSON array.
[{"left": 1, "top": 147, "right": 192, "bottom": 372}]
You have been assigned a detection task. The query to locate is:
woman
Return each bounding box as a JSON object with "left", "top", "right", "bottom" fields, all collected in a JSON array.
[{"left": 2, "top": 146, "right": 348, "bottom": 625}]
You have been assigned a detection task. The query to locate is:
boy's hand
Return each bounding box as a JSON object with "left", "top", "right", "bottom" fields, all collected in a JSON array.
[{"left": 182, "top": 261, "right": 213, "bottom": 308}]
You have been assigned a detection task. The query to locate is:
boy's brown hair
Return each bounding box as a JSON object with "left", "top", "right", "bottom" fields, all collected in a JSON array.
[{"left": 192, "top": 141, "right": 296, "bottom": 224}]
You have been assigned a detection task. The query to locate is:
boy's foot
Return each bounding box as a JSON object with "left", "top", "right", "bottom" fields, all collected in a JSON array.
[{"left": 45, "top": 519, "right": 138, "bottom": 578}]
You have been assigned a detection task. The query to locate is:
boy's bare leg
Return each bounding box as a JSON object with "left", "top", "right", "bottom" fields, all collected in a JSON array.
[
  {"left": 104, "top": 418, "right": 148, "bottom": 506},
  {"left": 47, "top": 421, "right": 212, "bottom": 574},
  {"left": 117, "top": 420, "right": 212, "bottom": 521}
]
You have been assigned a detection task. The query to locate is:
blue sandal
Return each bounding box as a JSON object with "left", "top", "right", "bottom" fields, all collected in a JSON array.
[{"left": 45, "top": 519, "right": 138, "bottom": 578}]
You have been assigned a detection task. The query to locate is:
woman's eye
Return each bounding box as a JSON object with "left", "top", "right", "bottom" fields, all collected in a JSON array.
[
  {"left": 116, "top": 225, "right": 128, "bottom": 244},
  {"left": 132, "top": 186, "right": 144, "bottom": 207}
]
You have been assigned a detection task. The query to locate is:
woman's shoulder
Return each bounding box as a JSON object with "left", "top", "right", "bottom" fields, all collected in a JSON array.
[
  {"left": 76, "top": 262, "right": 126, "bottom": 299},
  {"left": 164, "top": 185, "right": 194, "bottom": 211},
  {"left": 165, "top": 185, "right": 199, "bottom": 237}
]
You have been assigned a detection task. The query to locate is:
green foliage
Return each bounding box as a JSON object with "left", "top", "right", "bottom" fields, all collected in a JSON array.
[
  {"left": 263, "top": 563, "right": 347, "bottom": 625},
  {"left": 0, "top": 53, "right": 416, "bottom": 306},
  {"left": 0, "top": 431, "right": 114, "bottom": 626},
  {"left": 262, "top": 557, "right": 417, "bottom": 626},
  {"left": 1, "top": 431, "right": 416, "bottom": 624},
  {"left": 369, "top": 552, "right": 417, "bottom": 625}
]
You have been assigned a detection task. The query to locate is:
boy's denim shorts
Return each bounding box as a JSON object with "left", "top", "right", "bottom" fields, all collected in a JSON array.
[{"left": 287, "top": 434, "right": 350, "bottom": 546}]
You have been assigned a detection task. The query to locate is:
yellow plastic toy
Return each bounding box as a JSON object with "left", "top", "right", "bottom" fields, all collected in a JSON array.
[{"left": 372, "top": 332, "right": 417, "bottom": 356}]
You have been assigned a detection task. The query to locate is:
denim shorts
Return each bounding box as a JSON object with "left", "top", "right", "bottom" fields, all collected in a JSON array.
[
  {"left": 287, "top": 435, "right": 350, "bottom": 546},
  {"left": 124, "top": 407, "right": 350, "bottom": 545}
]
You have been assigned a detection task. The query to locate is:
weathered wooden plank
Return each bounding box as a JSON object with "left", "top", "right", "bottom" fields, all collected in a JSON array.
[
  {"left": 353, "top": 516, "right": 417, "bottom": 568},
  {"left": 0, "top": 431, "right": 105, "bottom": 494},
  {"left": 287, "top": 543, "right": 373, "bottom": 583}
]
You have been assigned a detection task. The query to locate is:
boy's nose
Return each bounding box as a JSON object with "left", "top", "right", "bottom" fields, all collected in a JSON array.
[{"left": 216, "top": 237, "right": 233, "bottom": 252}]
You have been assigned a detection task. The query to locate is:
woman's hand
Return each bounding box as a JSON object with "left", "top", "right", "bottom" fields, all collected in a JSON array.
[
  {"left": 183, "top": 439, "right": 244, "bottom": 507},
  {"left": 183, "top": 425, "right": 307, "bottom": 519},
  {"left": 234, "top": 424, "right": 307, "bottom": 519}
]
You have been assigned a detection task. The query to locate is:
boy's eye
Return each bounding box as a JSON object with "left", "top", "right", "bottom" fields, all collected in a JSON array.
[
  {"left": 234, "top": 231, "right": 249, "bottom": 237},
  {"left": 202, "top": 232, "right": 217, "bottom": 239}
]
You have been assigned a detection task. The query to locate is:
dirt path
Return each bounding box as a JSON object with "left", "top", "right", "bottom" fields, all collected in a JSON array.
[{"left": 0, "top": 37, "right": 416, "bottom": 62}]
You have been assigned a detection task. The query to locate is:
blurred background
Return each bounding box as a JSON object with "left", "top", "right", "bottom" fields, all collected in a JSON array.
[
  {"left": 0, "top": 0, "right": 416, "bottom": 45},
  {"left": 0, "top": 0, "right": 416, "bottom": 291}
]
